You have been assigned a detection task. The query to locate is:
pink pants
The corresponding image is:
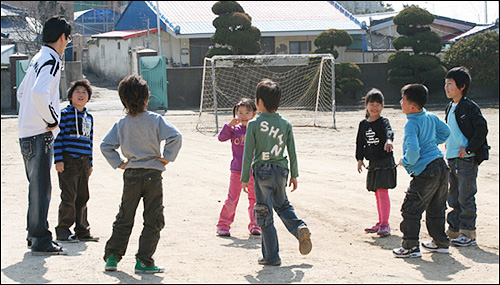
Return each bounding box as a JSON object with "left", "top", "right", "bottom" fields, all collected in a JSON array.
[
  {"left": 375, "top": 189, "right": 391, "bottom": 226},
  {"left": 217, "top": 170, "right": 259, "bottom": 232}
]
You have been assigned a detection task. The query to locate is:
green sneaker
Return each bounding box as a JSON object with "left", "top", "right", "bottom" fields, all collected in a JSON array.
[
  {"left": 135, "top": 259, "right": 165, "bottom": 274},
  {"left": 105, "top": 253, "right": 118, "bottom": 271}
]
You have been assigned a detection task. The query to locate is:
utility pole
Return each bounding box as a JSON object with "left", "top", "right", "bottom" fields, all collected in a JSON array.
[
  {"left": 156, "top": 1, "right": 162, "bottom": 56},
  {"left": 484, "top": 1, "right": 488, "bottom": 23}
]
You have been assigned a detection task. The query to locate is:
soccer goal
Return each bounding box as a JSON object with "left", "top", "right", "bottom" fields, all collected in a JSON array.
[{"left": 196, "top": 54, "right": 336, "bottom": 134}]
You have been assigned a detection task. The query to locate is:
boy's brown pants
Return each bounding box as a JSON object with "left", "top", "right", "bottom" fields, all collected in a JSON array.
[
  {"left": 55, "top": 155, "right": 91, "bottom": 239},
  {"left": 104, "top": 168, "right": 165, "bottom": 267}
]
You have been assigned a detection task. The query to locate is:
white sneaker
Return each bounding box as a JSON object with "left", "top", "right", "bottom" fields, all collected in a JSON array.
[
  {"left": 421, "top": 240, "right": 449, "bottom": 253},
  {"left": 393, "top": 246, "right": 422, "bottom": 258},
  {"left": 451, "top": 234, "right": 477, "bottom": 247}
]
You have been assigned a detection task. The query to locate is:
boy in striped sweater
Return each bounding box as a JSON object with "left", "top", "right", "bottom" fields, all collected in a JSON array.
[{"left": 54, "top": 79, "right": 99, "bottom": 243}]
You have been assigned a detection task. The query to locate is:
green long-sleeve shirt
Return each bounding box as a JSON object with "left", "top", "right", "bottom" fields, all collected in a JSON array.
[{"left": 241, "top": 112, "right": 298, "bottom": 183}]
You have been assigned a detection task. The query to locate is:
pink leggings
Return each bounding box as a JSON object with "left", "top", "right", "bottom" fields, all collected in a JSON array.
[
  {"left": 375, "top": 189, "right": 390, "bottom": 226},
  {"left": 217, "top": 171, "right": 259, "bottom": 232}
]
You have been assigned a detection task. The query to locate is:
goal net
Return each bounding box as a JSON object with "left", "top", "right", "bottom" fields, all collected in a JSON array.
[{"left": 196, "top": 54, "right": 336, "bottom": 134}]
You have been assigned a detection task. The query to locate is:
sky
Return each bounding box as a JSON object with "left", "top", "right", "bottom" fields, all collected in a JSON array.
[{"left": 385, "top": 1, "right": 499, "bottom": 24}]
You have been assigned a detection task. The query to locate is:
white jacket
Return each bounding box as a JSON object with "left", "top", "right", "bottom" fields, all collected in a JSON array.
[{"left": 17, "top": 45, "right": 62, "bottom": 138}]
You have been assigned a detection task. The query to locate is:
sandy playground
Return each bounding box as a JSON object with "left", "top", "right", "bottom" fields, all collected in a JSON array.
[{"left": 1, "top": 84, "right": 499, "bottom": 283}]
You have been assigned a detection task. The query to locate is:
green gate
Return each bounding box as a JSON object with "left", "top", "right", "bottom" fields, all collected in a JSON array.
[
  {"left": 16, "top": 59, "right": 31, "bottom": 113},
  {"left": 139, "top": 56, "right": 168, "bottom": 110}
]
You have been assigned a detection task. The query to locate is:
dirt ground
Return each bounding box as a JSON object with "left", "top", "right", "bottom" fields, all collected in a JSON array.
[{"left": 1, "top": 84, "right": 499, "bottom": 283}]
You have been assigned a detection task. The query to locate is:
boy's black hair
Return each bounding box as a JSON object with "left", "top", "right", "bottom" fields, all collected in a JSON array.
[
  {"left": 364, "top": 88, "right": 384, "bottom": 118},
  {"left": 233, "top": 98, "right": 256, "bottom": 118},
  {"left": 255, "top": 79, "right": 281, "bottom": 112},
  {"left": 445, "top": 66, "right": 471, "bottom": 97},
  {"left": 67, "top": 79, "right": 92, "bottom": 104},
  {"left": 118, "top": 75, "right": 149, "bottom": 116},
  {"left": 42, "top": 16, "right": 71, "bottom": 44},
  {"left": 401, "top": 83, "right": 428, "bottom": 109}
]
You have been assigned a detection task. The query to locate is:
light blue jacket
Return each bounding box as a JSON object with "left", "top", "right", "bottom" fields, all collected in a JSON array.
[{"left": 401, "top": 108, "right": 450, "bottom": 176}]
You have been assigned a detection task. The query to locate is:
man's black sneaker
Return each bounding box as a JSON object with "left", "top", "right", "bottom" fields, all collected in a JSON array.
[{"left": 32, "top": 244, "right": 68, "bottom": 256}]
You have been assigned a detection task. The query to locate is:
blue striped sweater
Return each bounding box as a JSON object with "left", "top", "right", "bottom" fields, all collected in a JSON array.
[{"left": 54, "top": 104, "right": 93, "bottom": 166}]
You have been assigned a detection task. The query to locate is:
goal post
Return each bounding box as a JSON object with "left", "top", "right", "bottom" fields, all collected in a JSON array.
[{"left": 196, "top": 54, "right": 336, "bottom": 134}]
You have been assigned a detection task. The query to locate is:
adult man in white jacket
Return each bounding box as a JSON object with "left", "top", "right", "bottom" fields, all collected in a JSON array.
[{"left": 17, "top": 15, "right": 72, "bottom": 255}]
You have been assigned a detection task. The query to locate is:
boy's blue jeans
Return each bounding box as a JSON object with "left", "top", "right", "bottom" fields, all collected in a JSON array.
[
  {"left": 400, "top": 158, "right": 450, "bottom": 249},
  {"left": 253, "top": 164, "right": 307, "bottom": 263},
  {"left": 19, "top": 131, "right": 55, "bottom": 251},
  {"left": 447, "top": 157, "right": 478, "bottom": 232}
]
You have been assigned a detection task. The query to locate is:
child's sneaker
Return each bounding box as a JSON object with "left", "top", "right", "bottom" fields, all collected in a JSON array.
[
  {"left": 258, "top": 257, "right": 281, "bottom": 266},
  {"left": 421, "top": 240, "right": 449, "bottom": 253},
  {"left": 78, "top": 234, "right": 100, "bottom": 242},
  {"left": 392, "top": 246, "right": 422, "bottom": 258},
  {"left": 377, "top": 225, "right": 391, "bottom": 237},
  {"left": 105, "top": 253, "right": 118, "bottom": 271},
  {"left": 56, "top": 234, "right": 79, "bottom": 243},
  {"left": 135, "top": 259, "right": 165, "bottom": 274},
  {"left": 364, "top": 223, "right": 380, "bottom": 233},
  {"left": 298, "top": 227, "right": 312, "bottom": 255},
  {"left": 217, "top": 228, "right": 230, "bottom": 237},
  {"left": 451, "top": 234, "right": 477, "bottom": 247},
  {"left": 250, "top": 227, "right": 262, "bottom": 236}
]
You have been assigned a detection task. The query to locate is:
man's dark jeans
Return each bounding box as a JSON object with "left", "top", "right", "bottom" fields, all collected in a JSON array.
[
  {"left": 104, "top": 168, "right": 165, "bottom": 267},
  {"left": 20, "top": 131, "right": 55, "bottom": 251},
  {"left": 447, "top": 157, "right": 478, "bottom": 232},
  {"left": 55, "top": 155, "right": 92, "bottom": 239},
  {"left": 400, "top": 158, "right": 450, "bottom": 249}
]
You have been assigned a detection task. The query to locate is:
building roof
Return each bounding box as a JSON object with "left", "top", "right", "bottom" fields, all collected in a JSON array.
[
  {"left": 114, "top": 1, "right": 365, "bottom": 38},
  {"left": 447, "top": 22, "right": 499, "bottom": 42},
  {"left": 91, "top": 28, "right": 160, "bottom": 39}
]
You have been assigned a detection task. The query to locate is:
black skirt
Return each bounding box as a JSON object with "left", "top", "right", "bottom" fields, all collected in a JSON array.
[{"left": 366, "top": 156, "right": 397, "bottom": 192}]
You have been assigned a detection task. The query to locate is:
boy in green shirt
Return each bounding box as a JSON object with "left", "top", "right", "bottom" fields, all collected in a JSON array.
[{"left": 241, "top": 79, "right": 312, "bottom": 266}]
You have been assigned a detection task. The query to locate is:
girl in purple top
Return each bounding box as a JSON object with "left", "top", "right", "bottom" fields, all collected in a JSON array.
[{"left": 216, "top": 99, "right": 261, "bottom": 237}]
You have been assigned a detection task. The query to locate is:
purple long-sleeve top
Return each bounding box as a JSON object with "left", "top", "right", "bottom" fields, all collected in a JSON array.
[{"left": 218, "top": 123, "right": 247, "bottom": 172}]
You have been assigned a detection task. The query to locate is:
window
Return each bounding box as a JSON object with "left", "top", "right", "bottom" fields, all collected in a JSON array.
[
  {"left": 101, "top": 45, "right": 105, "bottom": 58},
  {"left": 260, "top": 37, "right": 275, "bottom": 55},
  {"left": 289, "top": 41, "right": 311, "bottom": 54},
  {"left": 117, "top": 42, "right": 120, "bottom": 50},
  {"left": 189, "top": 38, "right": 212, "bottom": 66}
]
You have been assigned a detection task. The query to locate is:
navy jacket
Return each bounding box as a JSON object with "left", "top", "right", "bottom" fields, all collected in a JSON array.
[{"left": 445, "top": 96, "right": 490, "bottom": 165}]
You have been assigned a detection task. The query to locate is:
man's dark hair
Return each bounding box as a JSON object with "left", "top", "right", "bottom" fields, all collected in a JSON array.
[
  {"left": 42, "top": 16, "right": 71, "bottom": 43},
  {"left": 401, "top": 84, "right": 428, "bottom": 109},
  {"left": 255, "top": 79, "right": 281, "bottom": 112},
  {"left": 118, "top": 75, "right": 149, "bottom": 116},
  {"left": 445, "top": 66, "right": 471, "bottom": 97},
  {"left": 67, "top": 79, "right": 92, "bottom": 104}
]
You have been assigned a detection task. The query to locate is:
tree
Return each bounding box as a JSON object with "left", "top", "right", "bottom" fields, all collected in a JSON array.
[
  {"left": 206, "top": 1, "right": 261, "bottom": 57},
  {"left": 313, "top": 29, "right": 352, "bottom": 59},
  {"left": 313, "top": 29, "right": 363, "bottom": 102},
  {"left": 337, "top": 1, "right": 394, "bottom": 14},
  {"left": 387, "top": 6, "right": 446, "bottom": 89},
  {"left": 3, "top": 1, "right": 67, "bottom": 56},
  {"left": 443, "top": 31, "right": 499, "bottom": 86}
]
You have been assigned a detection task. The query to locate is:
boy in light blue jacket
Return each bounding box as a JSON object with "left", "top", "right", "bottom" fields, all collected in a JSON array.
[{"left": 393, "top": 84, "right": 451, "bottom": 258}]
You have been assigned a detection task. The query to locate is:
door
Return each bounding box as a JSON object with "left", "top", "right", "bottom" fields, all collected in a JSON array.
[
  {"left": 139, "top": 56, "right": 168, "bottom": 110},
  {"left": 16, "top": 59, "right": 30, "bottom": 113}
]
